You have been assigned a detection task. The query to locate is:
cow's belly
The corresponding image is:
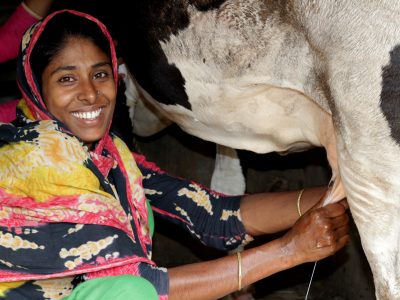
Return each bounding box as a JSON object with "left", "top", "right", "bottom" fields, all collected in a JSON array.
[
  {"left": 139, "top": 81, "right": 347, "bottom": 205},
  {"left": 140, "top": 83, "right": 330, "bottom": 154}
]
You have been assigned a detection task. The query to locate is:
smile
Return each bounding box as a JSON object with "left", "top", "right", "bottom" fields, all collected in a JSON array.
[{"left": 71, "top": 108, "right": 103, "bottom": 120}]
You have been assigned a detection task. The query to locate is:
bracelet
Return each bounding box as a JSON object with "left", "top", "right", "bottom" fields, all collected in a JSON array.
[
  {"left": 297, "top": 189, "right": 305, "bottom": 217},
  {"left": 237, "top": 252, "right": 242, "bottom": 291}
]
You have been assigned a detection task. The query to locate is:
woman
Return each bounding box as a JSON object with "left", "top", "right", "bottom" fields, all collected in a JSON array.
[{"left": 0, "top": 10, "right": 349, "bottom": 300}]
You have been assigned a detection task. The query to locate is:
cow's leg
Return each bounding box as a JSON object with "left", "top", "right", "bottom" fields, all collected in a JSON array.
[
  {"left": 328, "top": 60, "right": 400, "bottom": 300},
  {"left": 335, "top": 132, "right": 400, "bottom": 300},
  {"left": 210, "top": 145, "right": 246, "bottom": 195}
]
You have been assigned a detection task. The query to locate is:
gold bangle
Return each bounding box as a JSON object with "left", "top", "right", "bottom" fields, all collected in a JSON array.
[
  {"left": 237, "top": 252, "right": 242, "bottom": 291},
  {"left": 297, "top": 189, "right": 305, "bottom": 217}
]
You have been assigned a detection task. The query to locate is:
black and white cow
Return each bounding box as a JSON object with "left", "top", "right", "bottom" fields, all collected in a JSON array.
[{"left": 56, "top": 1, "right": 400, "bottom": 298}]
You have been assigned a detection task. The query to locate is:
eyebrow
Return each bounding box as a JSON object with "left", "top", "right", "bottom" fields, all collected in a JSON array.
[{"left": 49, "top": 61, "right": 112, "bottom": 76}]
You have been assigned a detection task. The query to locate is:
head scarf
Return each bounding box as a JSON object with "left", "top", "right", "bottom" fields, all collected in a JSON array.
[{"left": 0, "top": 10, "right": 156, "bottom": 298}]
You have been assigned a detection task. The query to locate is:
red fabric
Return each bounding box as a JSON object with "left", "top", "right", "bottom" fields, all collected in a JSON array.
[
  {"left": 0, "top": 99, "right": 18, "bottom": 123},
  {"left": 0, "top": 4, "right": 38, "bottom": 63}
]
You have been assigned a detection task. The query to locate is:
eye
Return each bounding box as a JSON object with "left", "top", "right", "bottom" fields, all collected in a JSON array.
[
  {"left": 93, "top": 71, "right": 109, "bottom": 80},
  {"left": 58, "top": 75, "right": 75, "bottom": 83}
]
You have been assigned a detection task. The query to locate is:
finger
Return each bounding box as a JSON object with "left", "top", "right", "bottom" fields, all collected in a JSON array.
[
  {"left": 321, "top": 203, "right": 347, "bottom": 218},
  {"left": 315, "top": 229, "right": 336, "bottom": 249},
  {"left": 307, "top": 209, "right": 347, "bottom": 231},
  {"left": 331, "top": 234, "right": 350, "bottom": 253},
  {"left": 334, "top": 224, "right": 349, "bottom": 240},
  {"left": 315, "top": 221, "right": 348, "bottom": 248},
  {"left": 317, "top": 232, "right": 350, "bottom": 252},
  {"left": 316, "top": 240, "right": 328, "bottom": 249},
  {"left": 330, "top": 213, "right": 349, "bottom": 228},
  {"left": 338, "top": 199, "right": 349, "bottom": 210}
]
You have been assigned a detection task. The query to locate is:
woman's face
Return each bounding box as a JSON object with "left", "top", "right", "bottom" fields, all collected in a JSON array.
[{"left": 41, "top": 36, "right": 116, "bottom": 147}]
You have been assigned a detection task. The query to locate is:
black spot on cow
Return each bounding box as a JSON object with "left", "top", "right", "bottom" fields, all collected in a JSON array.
[
  {"left": 189, "top": 0, "right": 225, "bottom": 11},
  {"left": 118, "top": 0, "right": 227, "bottom": 110},
  {"left": 380, "top": 45, "right": 400, "bottom": 145}
]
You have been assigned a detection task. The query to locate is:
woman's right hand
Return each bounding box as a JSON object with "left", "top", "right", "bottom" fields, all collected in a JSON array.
[{"left": 280, "top": 202, "right": 350, "bottom": 265}]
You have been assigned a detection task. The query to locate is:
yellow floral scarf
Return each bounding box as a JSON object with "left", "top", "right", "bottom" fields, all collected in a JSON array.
[{"left": 0, "top": 9, "right": 154, "bottom": 298}]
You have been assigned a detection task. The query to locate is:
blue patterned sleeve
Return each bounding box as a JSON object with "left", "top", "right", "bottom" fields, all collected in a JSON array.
[{"left": 133, "top": 153, "right": 253, "bottom": 251}]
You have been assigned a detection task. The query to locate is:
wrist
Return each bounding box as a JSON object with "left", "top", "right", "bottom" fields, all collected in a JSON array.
[
  {"left": 301, "top": 186, "right": 328, "bottom": 214},
  {"left": 22, "top": 0, "right": 53, "bottom": 20},
  {"left": 21, "top": 2, "right": 42, "bottom": 19},
  {"left": 278, "top": 236, "right": 301, "bottom": 269}
]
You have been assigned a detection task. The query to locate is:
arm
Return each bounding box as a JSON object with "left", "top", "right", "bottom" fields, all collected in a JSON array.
[
  {"left": 135, "top": 152, "right": 250, "bottom": 251},
  {"left": 134, "top": 153, "right": 349, "bottom": 299},
  {"left": 22, "top": 0, "right": 53, "bottom": 20},
  {"left": 0, "top": 0, "right": 53, "bottom": 63},
  {"left": 168, "top": 201, "right": 349, "bottom": 300},
  {"left": 240, "top": 186, "right": 327, "bottom": 235}
]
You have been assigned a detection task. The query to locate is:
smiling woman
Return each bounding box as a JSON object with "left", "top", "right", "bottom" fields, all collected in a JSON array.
[{"left": 39, "top": 37, "right": 115, "bottom": 147}]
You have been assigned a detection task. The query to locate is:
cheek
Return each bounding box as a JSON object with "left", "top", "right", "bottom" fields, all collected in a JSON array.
[
  {"left": 43, "top": 92, "right": 72, "bottom": 120},
  {"left": 41, "top": 86, "right": 51, "bottom": 110}
]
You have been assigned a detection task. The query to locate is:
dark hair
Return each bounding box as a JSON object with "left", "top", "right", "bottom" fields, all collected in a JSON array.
[{"left": 30, "top": 12, "right": 112, "bottom": 88}]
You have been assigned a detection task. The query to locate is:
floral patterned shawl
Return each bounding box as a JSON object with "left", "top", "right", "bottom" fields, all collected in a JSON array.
[{"left": 0, "top": 10, "right": 158, "bottom": 299}]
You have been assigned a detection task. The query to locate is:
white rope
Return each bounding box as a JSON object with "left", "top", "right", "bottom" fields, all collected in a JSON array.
[{"left": 304, "top": 261, "right": 317, "bottom": 300}]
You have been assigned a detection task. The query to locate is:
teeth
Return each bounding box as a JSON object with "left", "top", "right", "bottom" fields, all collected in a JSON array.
[{"left": 71, "top": 108, "right": 103, "bottom": 120}]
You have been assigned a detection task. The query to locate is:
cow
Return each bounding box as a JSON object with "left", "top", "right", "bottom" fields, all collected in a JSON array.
[{"left": 53, "top": 1, "right": 400, "bottom": 299}]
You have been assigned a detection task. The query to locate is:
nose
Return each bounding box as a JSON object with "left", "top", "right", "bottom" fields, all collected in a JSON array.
[{"left": 77, "top": 79, "right": 98, "bottom": 104}]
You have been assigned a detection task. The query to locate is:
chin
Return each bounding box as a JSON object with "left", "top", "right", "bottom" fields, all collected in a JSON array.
[{"left": 79, "top": 132, "right": 106, "bottom": 146}]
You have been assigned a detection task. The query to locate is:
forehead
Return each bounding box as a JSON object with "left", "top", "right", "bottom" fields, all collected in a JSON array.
[{"left": 48, "top": 37, "right": 110, "bottom": 66}]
